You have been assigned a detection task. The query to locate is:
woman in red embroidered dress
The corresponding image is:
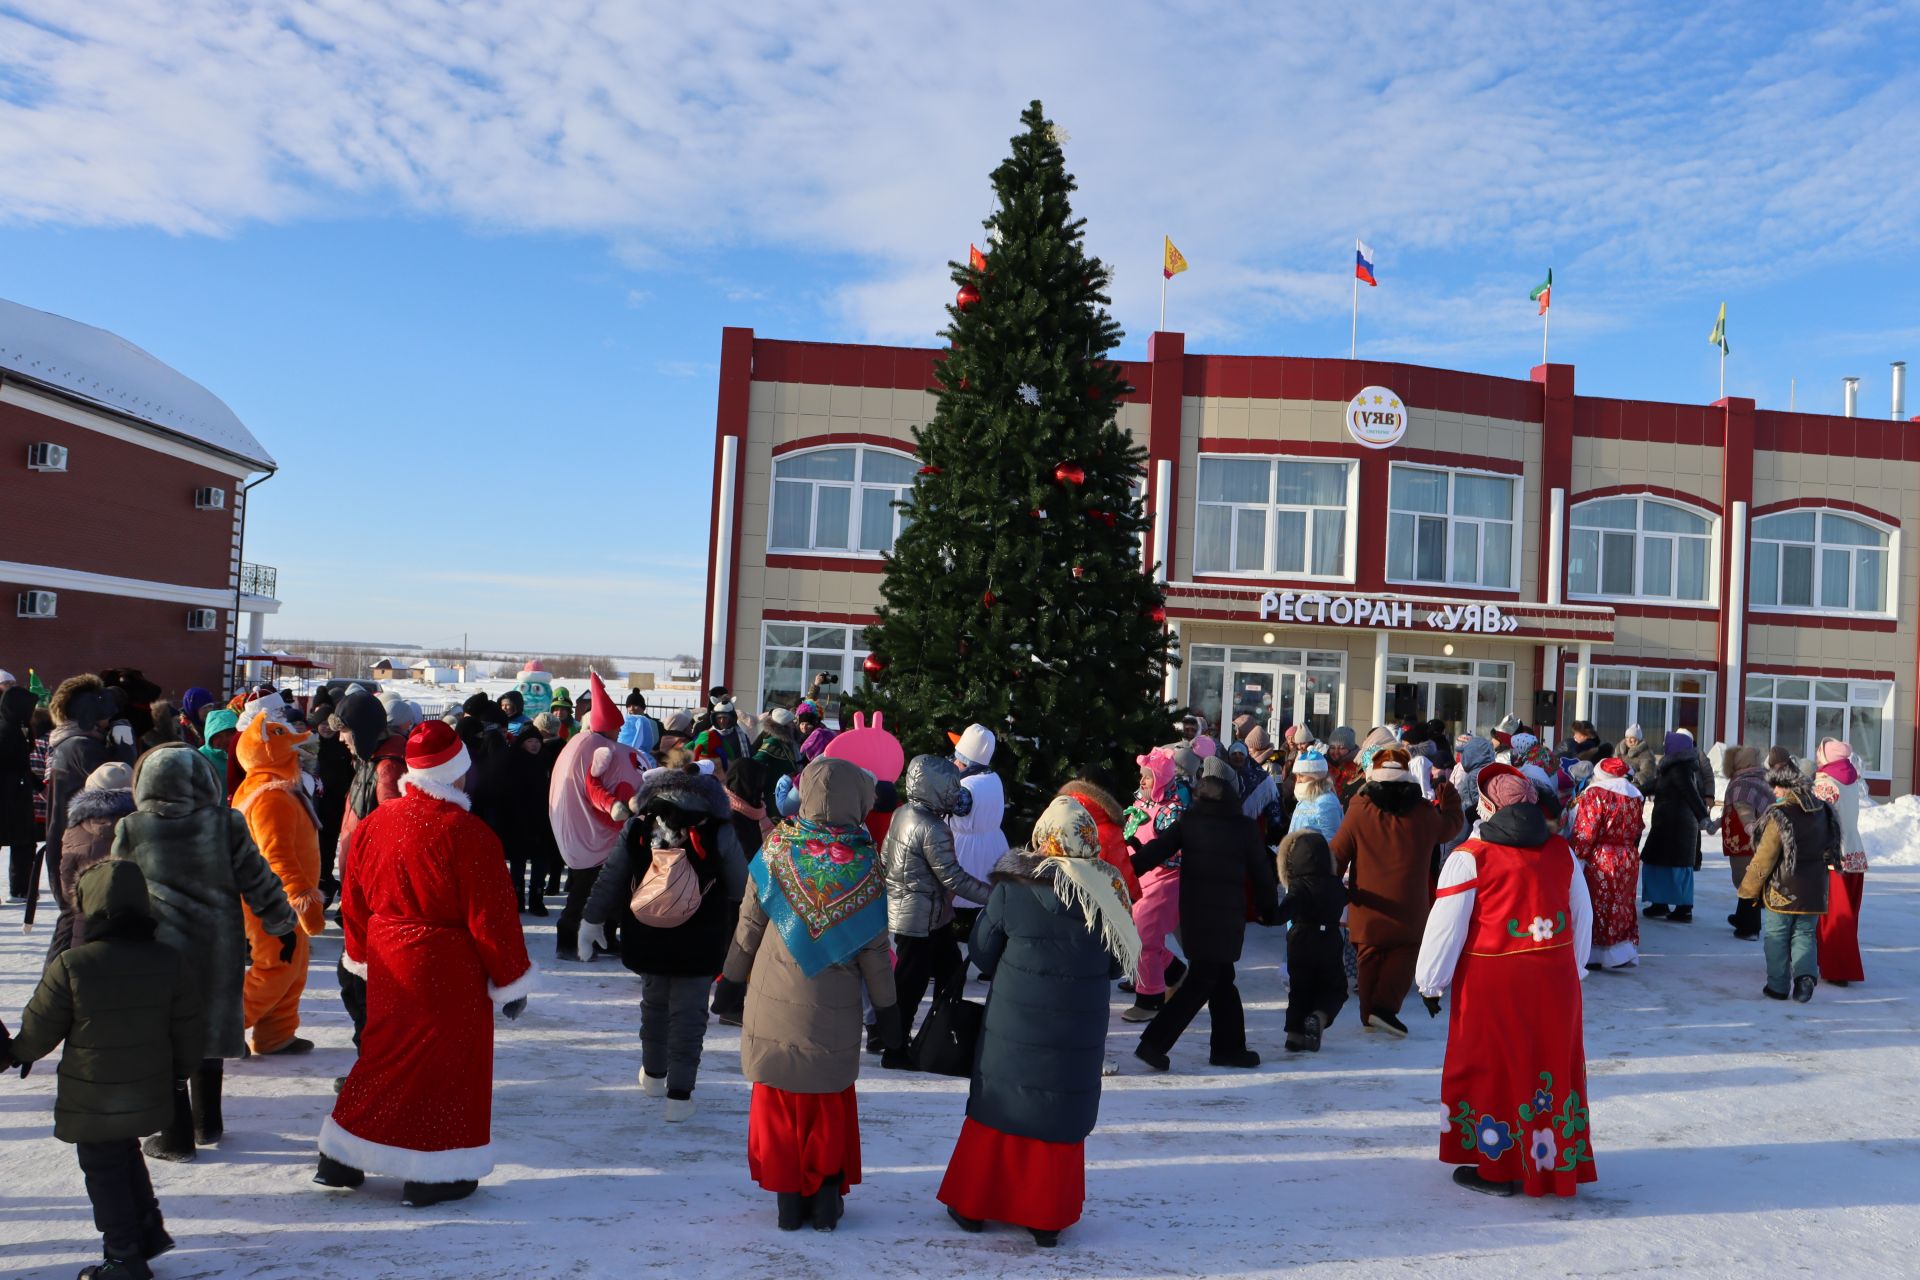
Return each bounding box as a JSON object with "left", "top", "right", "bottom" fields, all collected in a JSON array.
[
  {"left": 1415, "top": 763, "right": 1595, "bottom": 1198},
  {"left": 1566, "top": 758, "right": 1644, "bottom": 969}
]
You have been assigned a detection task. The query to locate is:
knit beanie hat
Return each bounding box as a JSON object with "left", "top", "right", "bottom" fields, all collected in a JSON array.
[
  {"left": 1328, "top": 725, "right": 1357, "bottom": 751},
  {"left": 1286, "top": 723, "right": 1316, "bottom": 747},
  {"left": 1292, "top": 747, "right": 1329, "bottom": 777},
  {"left": 951, "top": 723, "right": 996, "bottom": 769},
  {"left": 1192, "top": 734, "right": 1219, "bottom": 760},
  {"left": 552, "top": 686, "right": 573, "bottom": 708},
  {"left": 1482, "top": 769, "right": 1537, "bottom": 810},
  {"left": 85, "top": 761, "right": 134, "bottom": 791},
  {"left": 1200, "top": 756, "right": 1238, "bottom": 786},
  {"left": 378, "top": 692, "right": 421, "bottom": 733},
  {"left": 405, "top": 720, "right": 471, "bottom": 787}
]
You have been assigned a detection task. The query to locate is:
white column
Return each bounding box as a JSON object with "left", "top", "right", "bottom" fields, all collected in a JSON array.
[
  {"left": 245, "top": 611, "right": 265, "bottom": 681},
  {"left": 1151, "top": 458, "right": 1172, "bottom": 584},
  {"left": 708, "top": 436, "right": 740, "bottom": 694},
  {"left": 1546, "top": 487, "right": 1566, "bottom": 606},
  {"left": 1542, "top": 644, "right": 1559, "bottom": 747},
  {"left": 1574, "top": 641, "right": 1593, "bottom": 722},
  {"left": 1723, "top": 499, "right": 1749, "bottom": 747},
  {"left": 1163, "top": 621, "right": 1182, "bottom": 706},
  {"left": 1372, "top": 630, "right": 1390, "bottom": 727}
]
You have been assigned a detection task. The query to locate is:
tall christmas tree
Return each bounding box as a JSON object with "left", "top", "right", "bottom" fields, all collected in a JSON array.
[{"left": 857, "top": 100, "right": 1173, "bottom": 830}]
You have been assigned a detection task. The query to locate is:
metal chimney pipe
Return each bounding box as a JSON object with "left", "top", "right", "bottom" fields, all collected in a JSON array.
[
  {"left": 1843, "top": 377, "right": 1860, "bottom": 418},
  {"left": 1893, "top": 361, "right": 1907, "bottom": 421}
]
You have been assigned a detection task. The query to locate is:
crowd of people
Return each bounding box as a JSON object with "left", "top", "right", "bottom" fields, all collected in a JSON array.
[{"left": 0, "top": 660, "right": 1873, "bottom": 1274}]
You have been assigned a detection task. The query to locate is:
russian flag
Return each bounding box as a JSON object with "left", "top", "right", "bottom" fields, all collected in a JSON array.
[{"left": 1355, "top": 239, "right": 1377, "bottom": 287}]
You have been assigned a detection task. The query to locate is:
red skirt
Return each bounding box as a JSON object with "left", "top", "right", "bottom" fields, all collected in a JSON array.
[
  {"left": 1817, "top": 870, "right": 1865, "bottom": 983},
  {"left": 937, "top": 1117, "right": 1084, "bottom": 1232},
  {"left": 1438, "top": 947, "right": 1597, "bottom": 1197},
  {"left": 747, "top": 1084, "right": 862, "bottom": 1196}
]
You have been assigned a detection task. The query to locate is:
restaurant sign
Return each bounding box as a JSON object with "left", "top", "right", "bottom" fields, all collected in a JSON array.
[{"left": 1258, "top": 589, "right": 1520, "bottom": 634}]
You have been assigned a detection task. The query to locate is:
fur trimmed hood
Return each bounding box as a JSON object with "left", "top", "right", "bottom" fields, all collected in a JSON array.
[
  {"left": 1059, "top": 778, "right": 1122, "bottom": 821},
  {"left": 67, "top": 786, "right": 136, "bottom": 826}
]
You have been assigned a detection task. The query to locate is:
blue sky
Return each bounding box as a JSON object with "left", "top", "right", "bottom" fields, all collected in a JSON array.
[{"left": 3, "top": 1, "right": 1919, "bottom": 654}]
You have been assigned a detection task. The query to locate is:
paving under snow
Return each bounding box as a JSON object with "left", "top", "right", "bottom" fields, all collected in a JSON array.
[{"left": 5, "top": 844, "right": 1920, "bottom": 1279}]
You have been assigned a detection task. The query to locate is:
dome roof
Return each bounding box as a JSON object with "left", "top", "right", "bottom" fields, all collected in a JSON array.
[{"left": 0, "top": 296, "right": 273, "bottom": 469}]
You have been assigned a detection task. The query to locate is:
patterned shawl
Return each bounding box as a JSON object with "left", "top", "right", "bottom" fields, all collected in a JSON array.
[{"left": 752, "top": 815, "right": 886, "bottom": 978}]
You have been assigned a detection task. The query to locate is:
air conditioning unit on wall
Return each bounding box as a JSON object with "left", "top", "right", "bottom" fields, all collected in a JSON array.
[
  {"left": 17, "top": 590, "right": 57, "bottom": 618},
  {"left": 27, "top": 442, "right": 68, "bottom": 472},
  {"left": 187, "top": 608, "right": 218, "bottom": 632},
  {"left": 195, "top": 486, "right": 227, "bottom": 510}
]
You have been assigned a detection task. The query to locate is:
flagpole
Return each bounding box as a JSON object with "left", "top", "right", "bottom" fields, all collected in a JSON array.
[
  {"left": 1542, "top": 303, "right": 1550, "bottom": 366},
  {"left": 1719, "top": 349, "right": 1725, "bottom": 400},
  {"left": 1351, "top": 272, "right": 1358, "bottom": 360},
  {"left": 1160, "top": 272, "right": 1167, "bottom": 333}
]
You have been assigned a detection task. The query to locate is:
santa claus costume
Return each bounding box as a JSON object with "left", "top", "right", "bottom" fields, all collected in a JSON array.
[
  {"left": 1566, "top": 759, "right": 1644, "bottom": 970},
  {"left": 316, "top": 721, "right": 535, "bottom": 1206},
  {"left": 546, "top": 670, "right": 647, "bottom": 960},
  {"left": 1416, "top": 764, "right": 1595, "bottom": 1198}
]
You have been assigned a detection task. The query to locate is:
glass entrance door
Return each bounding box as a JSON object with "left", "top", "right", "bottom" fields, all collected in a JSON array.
[{"left": 1227, "top": 665, "right": 1301, "bottom": 744}]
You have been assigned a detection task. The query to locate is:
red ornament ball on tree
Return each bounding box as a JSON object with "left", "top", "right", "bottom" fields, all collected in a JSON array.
[
  {"left": 917, "top": 464, "right": 942, "bottom": 475},
  {"left": 956, "top": 284, "right": 980, "bottom": 311},
  {"left": 981, "top": 590, "right": 996, "bottom": 608},
  {"left": 1149, "top": 605, "right": 1168, "bottom": 625},
  {"left": 861, "top": 654, "right": 886, "bottom": 677},
  {"left": 1052, "top": 461, "right": 1087, "bottom": 487},
  {"left": 1072, "top": 564, "right": 1085, "bottom": 579}
]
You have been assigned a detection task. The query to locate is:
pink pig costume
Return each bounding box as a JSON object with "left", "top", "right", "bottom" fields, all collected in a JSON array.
[
  {"left": 547, "top": 670, "right": 649, "bottom": 959},
  {"left": 1124, "top": 747, "right": 1188, "bottom": 1005}
]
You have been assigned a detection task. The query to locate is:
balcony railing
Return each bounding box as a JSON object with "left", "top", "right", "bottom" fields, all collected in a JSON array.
[{"left": 240, "top": 562, "right": 278, "bottom": 599}]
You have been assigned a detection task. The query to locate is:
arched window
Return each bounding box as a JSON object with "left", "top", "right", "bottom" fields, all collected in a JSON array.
[
  {"left": 768, "top": 446, "right": 916, "bottom": 555},
  {"left": 1568, "top": 496, "right": 1713, "bottom": 602},
  {"left": 1750, "top": 508, "right": 1892, "bottom": 614}
]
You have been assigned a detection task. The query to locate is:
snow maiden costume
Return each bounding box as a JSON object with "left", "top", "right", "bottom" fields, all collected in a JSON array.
[
  {"left": 1416, "top": 763, "right": 1595, "bottom": 1198},
  {"left": 317, "top": 721, "right": 535, "bottom": 1207},
  {"left": 1566, "top": 758, "right": 1644, "bottom": 969},
  {"left": 1812, "top": 739, "right": 1868, "bottom": 985},
  {"left": 938, "top": 795, "right": 1141, "bottom": 1247},
  {"left": 715, "top": 756, "right": 899, "bottom": 1232}
]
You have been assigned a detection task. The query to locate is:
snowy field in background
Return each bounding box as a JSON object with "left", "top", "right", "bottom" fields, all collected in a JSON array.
[{"left": 6, "top": 849, "right": 1920, "bottom": 1279}]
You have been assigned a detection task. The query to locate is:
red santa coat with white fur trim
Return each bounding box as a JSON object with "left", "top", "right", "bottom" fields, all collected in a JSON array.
[{"left": 321, "top": 780, "right": 534, "bottom": 1181}]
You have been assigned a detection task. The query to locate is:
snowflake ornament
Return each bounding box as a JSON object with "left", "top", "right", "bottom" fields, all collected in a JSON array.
[
  {"left": 1046, "top": 122, "right": 1071, "bottom": 144},
  {"left": 1017, "top": 384, "right": 1040, "bottom": 406}
]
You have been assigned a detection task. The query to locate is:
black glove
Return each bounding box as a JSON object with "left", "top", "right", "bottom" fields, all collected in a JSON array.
[
  {"left": 501, "top": 997, "right": 527, "bottom": 1021},
  {"left": 275, "top": 932, "right": 298, "bottom": 963},
  {"left": 1422, "top": 995, "right": 1443, "bottom": 1019},
  {"left": 871, "top": 1003, "right": 907, "bottom": 1053},
  {"left": 711, "top": 977, "right": 747, "bottom": 1022}
]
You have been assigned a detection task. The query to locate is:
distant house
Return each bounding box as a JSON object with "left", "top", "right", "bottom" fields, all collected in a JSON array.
[
  {"left": 369, "top": 657, "right": 406, "bottom": 679},
  {"left": 409, "top": 661, "right": 459, "bottom": 685}
]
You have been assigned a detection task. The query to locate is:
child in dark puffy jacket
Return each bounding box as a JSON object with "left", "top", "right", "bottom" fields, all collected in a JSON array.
[
  {"left": 4, "top": 859, "right": 202, "bottom": 1279},
  {"left": 1275, "top": 829, "right": 1349, "bottom": 1053}
]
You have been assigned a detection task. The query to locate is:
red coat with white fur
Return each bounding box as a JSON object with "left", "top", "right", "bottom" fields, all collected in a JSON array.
[{"left": 321, "top": 781, "right": 534, "bottom": 1180}]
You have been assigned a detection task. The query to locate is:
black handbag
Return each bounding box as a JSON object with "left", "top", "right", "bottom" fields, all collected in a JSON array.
[{"left": 909, "top": 994, "right": 984, "bottom": 1077}]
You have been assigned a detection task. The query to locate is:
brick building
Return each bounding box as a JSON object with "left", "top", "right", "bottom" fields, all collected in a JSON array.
[
  {"left": 0, "top": 297, "right": 278, "bottom": 698},
  {"left": 702, "top": 327, "right": 1919, "bottom": 797}
]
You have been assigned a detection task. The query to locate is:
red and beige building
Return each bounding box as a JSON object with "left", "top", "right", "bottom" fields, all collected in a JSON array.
[
  {"left": 702, "top": 326, "right": 1919, "bottom": 796},
  {"left": 0, "top": 297, "right": 278, "bottom": 696}
]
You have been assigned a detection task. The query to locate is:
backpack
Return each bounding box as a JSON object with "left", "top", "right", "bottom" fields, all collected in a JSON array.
[{"left": 629, "top": 825, "right": 714, "bottom": 928}]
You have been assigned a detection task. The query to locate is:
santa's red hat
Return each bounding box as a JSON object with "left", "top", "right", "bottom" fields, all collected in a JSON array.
[
  {"left": 587, "top": 670, "right": 623, "bottom": 736},
  {"left": 405, "top": 720, "right": 471, "bottom": 787},
  {"left": 1598, "top": 757, "right": 1629, "bottom": 777}
]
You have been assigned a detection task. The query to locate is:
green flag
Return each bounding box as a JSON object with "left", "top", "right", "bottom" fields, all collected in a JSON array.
[
  {"left": 27, "top": 668, "right": 48, "bottom": 706},
  {"left": 1529, "top": 268, "right": 1552, "bottom": 314},
  {"left": 1709, "top": 302, "right": 1729, "bottom": 355}
]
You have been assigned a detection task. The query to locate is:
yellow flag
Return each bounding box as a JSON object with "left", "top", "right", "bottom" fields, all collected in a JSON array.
[{"left": 1163, "top": 236, "right": 1189, "bottom": 280}]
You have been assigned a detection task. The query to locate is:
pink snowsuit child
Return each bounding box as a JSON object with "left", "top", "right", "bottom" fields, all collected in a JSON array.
[{"left": 1122, "top": 748, "right": 1188, "bottom": 1017}]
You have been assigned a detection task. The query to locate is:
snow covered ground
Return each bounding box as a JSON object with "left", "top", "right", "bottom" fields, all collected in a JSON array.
[{"left": 6, "top": 856, "right": 1920, "bottom": 1279}]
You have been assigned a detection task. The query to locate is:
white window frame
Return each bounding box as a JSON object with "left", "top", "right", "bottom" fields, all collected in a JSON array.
[
  {"left": 1192, "top": 454, "right": 1358, "bottom": 582},
  {"left": 756, "top": 620, "right": 871, "bottom": 719},
  {"left": 1743, "top": 674, "right": 1894, "bottom": 780},
  {"left": 1748, "top": 507, "right": 1898, "bottom": 619},
  {"left": 1567, "top": 494, "right": 1720, "bottom": 606},
  {"left": 1582, "top": 665, "right": 1716, "bottom": 744},
  {"left": 766, "top": 445, "right": 916, "bottom": 559},
  {"left": 1386, "top": 654, "right": 1515, "bottom": 733},
  {"left": 1385, "top": 463, "right": 1522, "bottom": 591}
]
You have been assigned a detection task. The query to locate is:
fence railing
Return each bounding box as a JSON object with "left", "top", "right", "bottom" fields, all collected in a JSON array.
[{"left": 240, "top": 563, "right": 278, "bottom": 598}]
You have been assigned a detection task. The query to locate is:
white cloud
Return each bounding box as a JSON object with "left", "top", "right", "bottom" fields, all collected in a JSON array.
[{"left": 2, "top": 1, "right": 1917, "bottom": 354}]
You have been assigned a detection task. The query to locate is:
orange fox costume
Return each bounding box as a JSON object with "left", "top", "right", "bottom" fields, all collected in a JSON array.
[{"left": 233, "top": 714, "right": 328, "bottom": 1053}]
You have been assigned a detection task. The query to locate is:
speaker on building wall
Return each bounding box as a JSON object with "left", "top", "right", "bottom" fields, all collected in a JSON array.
[
  {"left": 1533, "top": 689, "right": 1559, "bottom": 727},
  {"left": 1392, "top": 683, "right": 1419, "bottom": 723}
]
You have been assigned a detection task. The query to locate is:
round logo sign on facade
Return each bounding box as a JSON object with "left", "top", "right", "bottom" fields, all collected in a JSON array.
[{"left": 1347, "top": 385, "right": 1408, "bottom": 450}]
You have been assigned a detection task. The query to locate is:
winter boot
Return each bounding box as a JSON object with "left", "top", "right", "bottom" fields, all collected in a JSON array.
[
  {"left": 1030, "top": 1229, "right": 1060, "bottom": 1248},
  {"left": 946, "top": 1206, "right": 985, "bottom": 1234},
  {"left": 1792, "top": 975, "right": 1817, "bottom": 1003},
  {"left": 1452, "top": 1166, "right": 1517, "bottom": 1197},
  {"left": 191, "top": 1060, "right": 223, "bottom": 1145},
  {"left": 141, "top": 1083, "right": 196, "bottom": 1163},
  {"left": 1133, "top": 1042, "right": 1171, "bottom": 1072},
  {"left": 1762, "top": 985, "right": 1789, "bottom": 1001},
  {"left": 638, "top": 1069, "right": 667, "bottom": 1096},
  {"left": 1209, "top": 1048, "right": 1261, "bottom": 1069},
  {"left": 264, "top": 1036, "right": 315, "bottom": 1055},
  {"left": 139, "top": 1211, "right": 175, "bottom": 1261},
  {"left": 1642, "top": 903, "right": 1669, "bottom": 919},
  {"left": 1120, "top": 992, "right": 1165, "bottom": 1023},
  {"left": 313, "top": 1155, "right": 365, "bottom": 1188},
  {"left": 1117, "top": 979, "right": 1137, "bottom": 994},
  {"left": 1668, "top": 905, "right": 1693, "bottom": 924},
  {"left": 880, "top": 1048, "right": 914, "bottom": 1071},
  {"left": 664, "top": 1092, "right": 696, "bottom": 1123},
  {"left": 1302, "top": 1012, "right": 1324, "bottom": 1052},
  {"left": 1365, "top": 1011, "right": 1410, "bottom": 1038},
  {"left": 78, "top": 1255, "right": 153, "bottom": 1279},
  {"left": 1164, "top": 957, "right": 1188, "bottom": 988},
  {"left": 402, "top": 1179, "right": 478, "bottom": 1207},
  {"left": 809, "top": 1174, "right": 844, "bottom": 1232},
  {"left": 776, "top": 1192, "right": 809, "bottom": 1231},
  {"left": 865, "top": 1025, "right": 884, "bottom": 1053}
]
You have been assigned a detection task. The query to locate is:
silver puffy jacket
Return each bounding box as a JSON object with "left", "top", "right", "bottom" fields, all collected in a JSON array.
[{"left": 882, "top": 755, "right": 992, "bottom": 936}]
